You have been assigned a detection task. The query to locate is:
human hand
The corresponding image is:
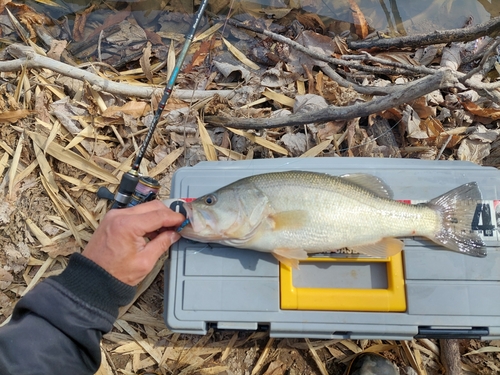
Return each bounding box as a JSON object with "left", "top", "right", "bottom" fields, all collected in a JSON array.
[{"left": 82, "top": 200, "right": 185, "bottom": 286}]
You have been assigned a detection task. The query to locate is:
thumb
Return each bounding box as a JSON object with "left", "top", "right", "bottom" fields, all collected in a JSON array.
[{"left": 143, "top": 231, "right": 180, "bottom": 260}]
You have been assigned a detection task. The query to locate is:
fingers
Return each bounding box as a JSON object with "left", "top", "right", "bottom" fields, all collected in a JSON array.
[
  {"left": 113, "top": 200, "right": 172, "bottom": 216},
  {"left": 103, "top": 200, "right": 185, "bottom": 236},
  {"left": 129, "top": 208, "right": 185, "bottom": 237}
]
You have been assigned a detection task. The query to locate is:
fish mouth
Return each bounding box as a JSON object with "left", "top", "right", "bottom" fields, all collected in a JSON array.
[
  {"left": 181, "top": 201, "right": 225, "bottom": 240},
  {"left": 182, "top": 202, "right": 202, "bottom": 232}
]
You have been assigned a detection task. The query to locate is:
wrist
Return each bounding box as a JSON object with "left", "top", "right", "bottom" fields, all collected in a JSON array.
[{"left": 51, "top": 253, "right": 136, "bottom": 317}]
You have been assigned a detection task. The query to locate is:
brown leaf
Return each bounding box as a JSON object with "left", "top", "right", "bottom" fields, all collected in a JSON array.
[
  {"left": 461, "top": 100, "right": 500, "bottom": 120},
  {"left": 432, "top": 134, "right": 463, "bottom": 149},
  {"left": 73, "top": 4, "right": 94, "bottom": 42},
  {"left": 296, "top": 13, "right": 326, "bottom": 34},
  {"left": 0, "top": 109, "right": 32, "bottom": 123},
  {"left": 6, "top": 3, "right": 52, "bottom": 39},
  {"left": 0, "top": 0, "right": 12, "bottom": 14},
  {"left": 184, "top": 39, "right": 211, "bottom": 73},
  {"left": 348, "top": 0, "right": 368, "bottom": 39},
  {"left": 144, "top": 28, "right": 164, "bottom": 45},
  {"left": 102, "top": 100, "right": 150, "bottom": 119},
  {"left": 41, "top": 238, "right": 80, "bottom": 258},
  {"left": 317, "top": 121, "right": 346, "bottom": 141},
  {"left": 457, "top": 139, "right": 491, "bottom": 164},
  {"left": 375, "top": 52, "right": 419, "bottom": 66},
  {"left": 85, "top": 7, "right": 131, "bottom": 41},
  {"left": 421, "top": 117, "right": 444, "bottom": 137},
  {"left": 289, "top": 30, "right": 342, "bottom": 73},
  {"left": 262, "top": 360, "right": 285, "bottom": 375},
  {"left": 47, "top": 39, "right": 67, "bottom": 61},
  {"left": 333, "top": 35, "right": 349, "bottom": 55},
  {"left": 0, "top": 269, "right": 13, "bottom": 290},
  {"left": 140, "top": 41, "right": 153, "bottom": 83},
  {"left": 411, "top": 96, "right": 436, "bottom": 119},
  {"left": 403, "top": 105, "right": 427, "bottom": 139}
]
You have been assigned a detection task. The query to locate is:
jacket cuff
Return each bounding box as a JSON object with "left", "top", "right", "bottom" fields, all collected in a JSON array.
[{"left": 51, "top": 253, "right": 136, "bottom": 317}]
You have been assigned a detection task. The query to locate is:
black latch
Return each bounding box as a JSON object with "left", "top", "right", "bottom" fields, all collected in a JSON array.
[{"left": 415, "top": 326, "right": 489, "bottom": 339}]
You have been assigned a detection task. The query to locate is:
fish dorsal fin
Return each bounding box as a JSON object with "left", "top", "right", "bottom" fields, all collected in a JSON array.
[
  {"left": 272, "top": 248, "right": 308, "bottom": 269},
  {"left": 339, "top": 174, "right": 394, "bottom": 199},
  {"left": 349, "top": 237, "right": 403, "bottom": 258},
  {"left": 270, "top": 210, "right": 308, "bottom": 231}
]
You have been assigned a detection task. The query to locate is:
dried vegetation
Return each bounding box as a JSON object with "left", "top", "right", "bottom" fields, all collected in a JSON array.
[{"left": 0, "top": 0, "right": 500, "bottom": 373}]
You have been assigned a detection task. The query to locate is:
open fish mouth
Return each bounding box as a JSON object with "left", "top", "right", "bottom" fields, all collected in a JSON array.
[{"left": 179, "top": 202, "right": 226, "bottom": 240}]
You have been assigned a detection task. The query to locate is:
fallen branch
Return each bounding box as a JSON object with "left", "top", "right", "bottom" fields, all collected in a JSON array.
[
  {"left": 0, "top": 44, "right": 233, "bottom": 100},
  {"left": 224, "top": 18, "right": 429, "bottom": 78},
  {"left": 440, "top": 339, "right": 462, "bottom": 375},
  {"left": 349, "top": 16, "right": 500, "bottom": 50},
  {"left": 205, "top": 69, "right": 457, "bottom": 129},
  {"left": 342, "top": 52, "right": 437, "bottom": 75}
]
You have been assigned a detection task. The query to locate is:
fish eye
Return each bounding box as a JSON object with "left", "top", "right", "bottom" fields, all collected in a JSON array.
[{"left": 204, "top": 194, "right": 217, "bottom": 205}]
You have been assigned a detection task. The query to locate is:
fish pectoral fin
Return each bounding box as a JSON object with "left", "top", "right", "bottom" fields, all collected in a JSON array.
[
  {"left": 349, "top": 237, "right": 403, "bottom": 258},
  {"left": 269, "top": 210, "right": 308, "bottom": 231},
  {"left": 272, "top": 248, "right": 308, "bottom": 269}
]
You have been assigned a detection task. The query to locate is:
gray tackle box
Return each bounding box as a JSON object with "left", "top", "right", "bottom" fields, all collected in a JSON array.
[{"left": 163, "top": 158, "right": 500, "bottom": 340}]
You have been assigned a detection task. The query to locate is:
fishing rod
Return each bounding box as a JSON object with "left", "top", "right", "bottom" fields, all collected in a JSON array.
[{"left": 98, "top": 0, "right": 210, "bottom": 208}]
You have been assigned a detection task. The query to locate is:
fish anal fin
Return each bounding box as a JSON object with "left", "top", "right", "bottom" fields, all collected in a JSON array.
[
  {"left": 270, "top": 210, "right": 308, "bottom": 231},
  {"left": 349, "top": 237, "right": 403, "bottom": 258},
  {"left": 340, "top": 173, "right": 393, "bottom": 199},
  {"left": 272, "top": 247, "right": 308, "bottom": 269}
]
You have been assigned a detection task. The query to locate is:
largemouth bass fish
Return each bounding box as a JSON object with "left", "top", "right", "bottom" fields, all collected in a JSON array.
[{"left": 179, "top": 171, "right": 486, "bottom": 268}]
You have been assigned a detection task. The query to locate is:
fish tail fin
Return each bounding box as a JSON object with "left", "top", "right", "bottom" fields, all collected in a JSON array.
[{"left": 427, "top": 182, "right": 486, "bottom": 257}]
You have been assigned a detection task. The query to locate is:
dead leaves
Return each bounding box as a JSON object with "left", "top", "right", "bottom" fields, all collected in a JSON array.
[
  {"left": 139, "top": 42, "right": 154, "bottom": 82},
  {"left": 0, "top": 269, "right": 13, "bottom": 290},
  {"left": 4, "top": 3, "right": 52, "bottom": 40},
  {"left": 458, "top": 125, "right": 500, "bottom": 164},
  {"left": 0, "top": 0, "right": 11, "bottom": 14},
  {"left": 440, "top": 43, "right": 462, "bottom": 71},
  {"left": 461, "top": 100, "right": 500, "bottom": 121},
  {"left": 47, "top": 39, "right": 68, "bottom": 61},
  {"left": 0, "top": 109, "right": 32, "bottom": 123},
  {"left": 348, "top": 0, "right": 368, "bottom": 39},
  {"left": 296, "top": 13, "right": 326, "bottom": 34},
  {"left": 101, "top": 100, "right": 150, "bottom": 119},
  {"left": 73, "top": 4, "right": 95, "bottom": 42}
]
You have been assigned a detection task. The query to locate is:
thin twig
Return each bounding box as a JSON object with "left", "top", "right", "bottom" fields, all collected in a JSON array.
[
  {"left": 349, "top": 15, "right": 500, "bottom": 50},
  {"left": 320, "top": 65, "right": 401, "bottom": 96},
  {"left": 343, "top": 52, "right": 437, "bottom": 75}
]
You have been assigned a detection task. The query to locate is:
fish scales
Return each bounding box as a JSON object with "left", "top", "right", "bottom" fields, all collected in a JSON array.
[
  {"left": 240, "top": 171, "right": 439, "bottom": 252},
  {"left": 180, "top": 170, "right": 486, "bottom": 267}
]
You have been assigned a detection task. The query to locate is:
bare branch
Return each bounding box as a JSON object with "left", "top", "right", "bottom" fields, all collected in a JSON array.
[
  {"left": 342, "top": 52, "right": 437, "bottom": 75},
  {"left": 224, "top": 18, "right": 427, "bottom": 78},
  {"left": 0, "top": 44, "right": 233, "bottom": 100},
  {"left": 349, "top": 16, "right": 500, "bottom": 50},
  {"left": 205, "top": 70, "right": 458, "bottom": 129}
]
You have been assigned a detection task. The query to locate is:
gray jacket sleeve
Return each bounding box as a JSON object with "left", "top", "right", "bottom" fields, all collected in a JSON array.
[{"left": 0, "top": 253, "right": 136, "bottom": 375}]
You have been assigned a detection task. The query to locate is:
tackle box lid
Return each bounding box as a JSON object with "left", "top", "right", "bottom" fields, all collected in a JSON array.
[{"left": 164, "top": 158, "right": 500, "bottom": 340}]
